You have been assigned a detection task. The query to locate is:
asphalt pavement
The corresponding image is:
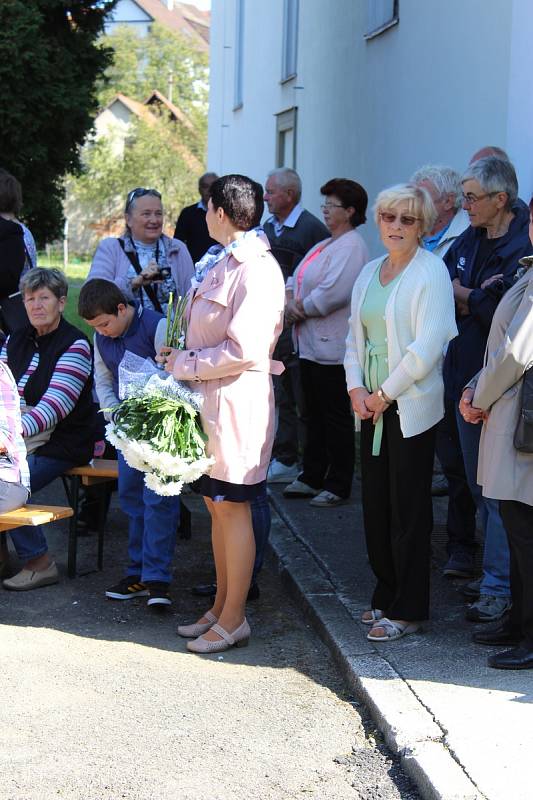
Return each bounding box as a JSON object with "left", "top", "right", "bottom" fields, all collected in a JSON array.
[
  {"left": 267, "top": 478, "right": 533, "bottom": 800},
  {"left": 0, "top": 480, "right": 421, "bottom": 800}
]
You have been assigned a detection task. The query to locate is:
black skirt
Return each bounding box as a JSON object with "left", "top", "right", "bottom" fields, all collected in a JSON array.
[{"left": 191, "top": 475, "right": 267, "bottom": 503}]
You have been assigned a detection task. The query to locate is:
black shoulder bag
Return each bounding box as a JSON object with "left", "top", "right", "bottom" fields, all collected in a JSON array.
[
  {"left": 514, "top": 367, "right": 533, "bottom": 452},
  {"left": 117, "top": 238, "right": 163, "bottom": 313}
]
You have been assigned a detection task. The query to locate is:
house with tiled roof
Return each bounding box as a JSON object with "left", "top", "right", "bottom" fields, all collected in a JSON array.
[{"left": 105, "top": 0, "right": 209, "bottom": 50}]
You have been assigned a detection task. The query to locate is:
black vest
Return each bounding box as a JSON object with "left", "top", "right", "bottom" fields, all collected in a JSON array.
[{"left": 7, "top": 317, "right": 97, "bottom": 464}]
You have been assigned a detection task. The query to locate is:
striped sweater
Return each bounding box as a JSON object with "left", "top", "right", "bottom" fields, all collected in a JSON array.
[{"left": 0, "top": 338, "right": 92, "bottom": 437}]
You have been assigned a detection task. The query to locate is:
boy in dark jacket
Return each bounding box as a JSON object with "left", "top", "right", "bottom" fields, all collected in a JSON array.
[{"left": 79, "top": 279, "right": 180, "bottom": 608}]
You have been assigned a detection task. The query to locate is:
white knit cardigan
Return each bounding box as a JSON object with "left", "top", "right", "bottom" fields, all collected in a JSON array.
[{"left": 344, "top": 247, "right": 458, "bottom": 438}]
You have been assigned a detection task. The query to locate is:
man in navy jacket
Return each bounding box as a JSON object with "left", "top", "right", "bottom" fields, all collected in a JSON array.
[{"left": 438, "top": 156, "right": 532, "bottom": 625}]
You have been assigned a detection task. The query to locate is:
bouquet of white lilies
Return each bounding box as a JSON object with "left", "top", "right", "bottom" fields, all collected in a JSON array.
[{"left": 104, "top": 295, "right": 214, "bottom": 495}]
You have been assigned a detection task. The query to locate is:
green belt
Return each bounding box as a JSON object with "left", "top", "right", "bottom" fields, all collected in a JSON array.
[{"left": 364, "top": 341, "right": 389, "bottom": 456}]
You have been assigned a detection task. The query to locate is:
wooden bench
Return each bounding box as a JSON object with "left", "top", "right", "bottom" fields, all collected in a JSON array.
[
  {"left": 0, "top": 505, "right": 74, "bottom": 575},
  {"left": 0, "top": 505, "right": 73, "bottom": 532},
  {"left": 62, "top": 459, "right": 192, "bottom": 578}
]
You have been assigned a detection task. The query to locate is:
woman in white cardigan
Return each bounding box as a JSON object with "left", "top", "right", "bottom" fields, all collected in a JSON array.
[{"left": 344, "top": 184, "right": 457, "bottom": 641}]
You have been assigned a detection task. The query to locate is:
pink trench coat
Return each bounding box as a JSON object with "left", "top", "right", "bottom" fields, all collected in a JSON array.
[{"left": 171, "top": 233, "right": 285, "bottom": 484}]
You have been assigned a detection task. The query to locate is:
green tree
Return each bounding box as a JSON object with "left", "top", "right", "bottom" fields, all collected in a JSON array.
[
  {"left": 97, "top": 22, "right": 208, "bottom": 120},
  {"left": 67, "top": 114, "right": 201, "bottom": 254},
  {"left": 0, "top": 0, "right": 117, "bottom": 245}
]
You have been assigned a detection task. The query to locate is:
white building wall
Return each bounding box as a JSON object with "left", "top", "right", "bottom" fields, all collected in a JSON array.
[{"left": 209, "top": 0, "right": 531, "bottom": 256}]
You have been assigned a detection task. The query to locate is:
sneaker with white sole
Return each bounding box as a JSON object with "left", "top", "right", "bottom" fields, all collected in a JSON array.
[
  {"left": 309, "top": 490, "right": 348, "bottom": 508},
  {"left": 267, "top": 459, "right": 300, "bottom": 483},
  {"left": 146, "top": 581, "right": 172, "bottom": 607},
  {"left": 105, "top": 576, "right": 149, "bottom": 600},
  {"left": 283, "top": 479, "right": 319, "bottom": 498},
  {"left": 465, "top": 594, "right": 512, "bottom": 623}
]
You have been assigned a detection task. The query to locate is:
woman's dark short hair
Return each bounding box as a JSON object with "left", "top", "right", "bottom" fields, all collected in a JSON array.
[
  {"left": 210, "top": 174, "right": 264, "bottom": 231},
  {"left": 320, "top": 178, "right": 368, "bottom": 227},
  {"left": 78, "top": 279, "right": 128, "bottom": 320},
  {"left": 21, "top": 268, "right": 68, "bottom": 300},
  {"left": 0, "top": 169, "right": 22, "bottom": 216}
]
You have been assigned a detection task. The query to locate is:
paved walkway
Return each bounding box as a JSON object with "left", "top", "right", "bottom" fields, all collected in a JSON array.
[{"left": 268, "top": 480, "right": 533, "bottom": 800}]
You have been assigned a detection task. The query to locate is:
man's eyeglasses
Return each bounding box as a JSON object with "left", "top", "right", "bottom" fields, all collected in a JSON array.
[
  {"left": 321, "top": 202, "right": 344, "bottom": 210},
  {"left": 125, "top": 187, "right": 162, "bottom": 212},
  {"left": 461, "top": 191, "right": 499, "bottom": 206},
  {"left": 379, "top": 211, "right": 420, "bottom": 227}
]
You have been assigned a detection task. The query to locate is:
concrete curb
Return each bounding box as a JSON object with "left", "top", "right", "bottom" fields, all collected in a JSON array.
[{"left": 268, "top": 494, "right": 486, "bottom": 800}]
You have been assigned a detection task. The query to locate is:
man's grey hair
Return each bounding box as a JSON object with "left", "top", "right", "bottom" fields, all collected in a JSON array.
[
  {"left": 470, "top": 145, "right": 510, "bottom": 164},
  {"left": 411, "top": 165, "right": 462, "bottom": 210},
  {"left": 462, "top": 156, "right": 518, "bottom": 210},
  {"left": 20, "top": 267, "right": 68, "bottom": 300},
  {"left": 267, "top": 168, "right": 302, "bottom": 202}
]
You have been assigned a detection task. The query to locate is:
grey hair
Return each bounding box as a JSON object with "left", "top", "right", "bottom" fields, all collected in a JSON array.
[
  {"left": 411, "top": 165, "right": 462, "bottom": 210},
  {"left": 462, "top": 156, "right": 518, "bottom": 209},
  {"left": 470, "top": 145, "right": 510, "bottom": 164},
  {"left": 373, "top": 183, "right": 437, "bottom": 238},
  {"left": 267, "top": 168, "right": 302, "bottom": 202},
  {"left": 20, "top": 267, "right": 68, "bottom": 299}
]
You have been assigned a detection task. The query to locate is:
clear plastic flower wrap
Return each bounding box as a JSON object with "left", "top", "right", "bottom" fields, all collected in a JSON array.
[{"left": 105, "top": 351, "right": 214, "bottom": 496}]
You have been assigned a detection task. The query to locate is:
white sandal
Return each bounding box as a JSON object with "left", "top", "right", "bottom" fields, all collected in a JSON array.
[
  {"left": 360, "top": 608, "right": 384, "bottom": 625},
  {"left": 367, "top": 617, "right": 420, "bottom": 642}
]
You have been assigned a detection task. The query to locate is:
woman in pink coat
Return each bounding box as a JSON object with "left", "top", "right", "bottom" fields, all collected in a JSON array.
[{"left": 158, "top": 175, "right": 285, "bottom": 654}]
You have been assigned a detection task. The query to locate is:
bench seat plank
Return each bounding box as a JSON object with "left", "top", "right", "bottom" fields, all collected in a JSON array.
[
  {"left": 0, "top": 505, "right": 73, "bottom": 532},
  {"left": 64, "top": 459, "right": 119, "bottom": 484}
]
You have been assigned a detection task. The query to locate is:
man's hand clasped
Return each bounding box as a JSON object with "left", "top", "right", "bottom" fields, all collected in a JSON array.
[{"left": 459, "top": 387, "right": 488, "bottom": 424}]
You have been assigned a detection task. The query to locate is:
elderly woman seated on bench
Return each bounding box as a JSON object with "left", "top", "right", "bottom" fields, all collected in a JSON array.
[{"left": 1, "top": 268, "right": 97, "bottom": 591}]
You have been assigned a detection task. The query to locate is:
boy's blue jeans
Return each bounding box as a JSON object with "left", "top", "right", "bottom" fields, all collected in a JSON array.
[{"left": 118, "top": 453, "right": 180, "bottom": 584}]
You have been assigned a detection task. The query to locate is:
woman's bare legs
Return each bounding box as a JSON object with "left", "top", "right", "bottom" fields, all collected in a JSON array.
[{"left": 196, "top": 498, "right": 255, "bottom": 641}]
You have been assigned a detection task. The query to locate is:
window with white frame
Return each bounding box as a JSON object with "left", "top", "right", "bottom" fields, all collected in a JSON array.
[
  {"left": 365, "top": 0, "right": 399, "bottom": 40},
  {"left": 281, "top": 0, "right": 299, "bottom": 82},
  {"left": 234, "top": 0, "right": 244, "bottom": 109},
  {"left": 276, "top": 108, "right": 297, "bottom": 168}
]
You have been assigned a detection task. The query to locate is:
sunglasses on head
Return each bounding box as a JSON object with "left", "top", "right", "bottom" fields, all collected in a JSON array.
[
  {"left": 125, "top": 187, "right": 162, "bottom": 212},
  {"left": 379, "top": 211, "right": 420, "bottom": 227}
]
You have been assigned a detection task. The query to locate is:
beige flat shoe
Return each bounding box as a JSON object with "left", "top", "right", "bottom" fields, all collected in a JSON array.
[
  {"left": 187, "top": 618, "right": 251, "bottom": 654},
  {"left": 3, "top": 561, "right": 59, "bottom": 591},
  {"left": 177, "top": 610, "right": 218, "bottom": 638}
]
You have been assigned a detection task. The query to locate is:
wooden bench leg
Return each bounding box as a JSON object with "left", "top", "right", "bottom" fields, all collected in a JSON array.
[
  {"left": 0, "top": 532, "right": 9, "bottom": 579},
  {"left": 97, "top": 489, "right": 106, "bottom": 571},
  {"left": 66, "top": 475, "right": 80, "bottom": 579},
  {"left": 178, "top": 499, "right": 191, "bottom": 540}
]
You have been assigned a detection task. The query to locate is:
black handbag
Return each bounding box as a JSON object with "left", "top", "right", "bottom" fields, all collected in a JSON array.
[
  {"left": 514, "top": 366, "right": 533, "bottom": 452},
  {"left": 0, "top": 290, "right": 28, "bottom": 334}
]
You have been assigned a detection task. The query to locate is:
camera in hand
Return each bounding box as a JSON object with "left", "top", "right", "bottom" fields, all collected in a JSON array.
[{"left": 153, "top": 266, "right": 171, "bottom": 280}]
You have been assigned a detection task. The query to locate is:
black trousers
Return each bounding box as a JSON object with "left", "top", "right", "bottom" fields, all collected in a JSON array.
[
  {"left": 499, "top": 500, "right": 533, "bottom": 648},
  {"left": 435, "top": 397, "right": 477, "bottom": 556},
  {"left": 299, "top": 359, "right": 355, "bottom": 498},
  {"left": 361, "top": 406, "right": 435, "bottom": 621},
  {"left": 272, "top": 338, "right": 306, "bottom": 466}
]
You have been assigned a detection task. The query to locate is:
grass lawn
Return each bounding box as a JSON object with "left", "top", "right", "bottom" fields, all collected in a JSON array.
[{"left": 38, "top": 253, "right": 93, "bottom": 338}]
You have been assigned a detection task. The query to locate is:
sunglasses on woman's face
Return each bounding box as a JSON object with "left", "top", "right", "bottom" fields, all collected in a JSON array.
[
  {"left": 379, "top": 211, "right": 420, "bottom": 227},
  {"left": 125, "top": 188, "right": 162, "bottom": 212}
]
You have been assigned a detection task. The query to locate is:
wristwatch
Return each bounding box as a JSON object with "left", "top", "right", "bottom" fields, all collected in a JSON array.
[{"left": 377, "top": 387, "right": 393, "bottom": 405}]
